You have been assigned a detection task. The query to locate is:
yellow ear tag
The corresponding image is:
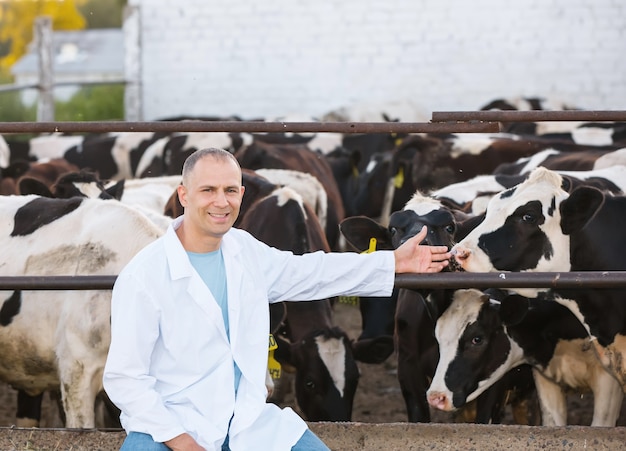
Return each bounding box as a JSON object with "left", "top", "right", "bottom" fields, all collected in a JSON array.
[
  {"left": 268, "top": 334, "right": 281, "bottom": 380},
  {"left": 338, "top": 295, "right": 359, "bottom": 306},
  {"left": 394, "top": 166, "right": 405, "bottom": 189},
  {"left": 361, "top": 237, "right": 377, "bottom": 254},
  {"left": 352, "top": 165, "right": 359, "bottom": 178},
  {"left": 395, "top": 137, "right": 404, "bottom": 147}
]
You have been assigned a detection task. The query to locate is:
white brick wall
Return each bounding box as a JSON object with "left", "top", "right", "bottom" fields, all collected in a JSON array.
[{"left": 128, "top": 0, "right": 626, "bottom": 120}]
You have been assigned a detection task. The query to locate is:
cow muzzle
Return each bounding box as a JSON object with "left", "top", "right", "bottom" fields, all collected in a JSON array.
[
  {"left": 450, "top": 246, "right": 471, "bottom": 270},
  {"left": 427, "top": 390, "right": 453, "bottom": 411}
]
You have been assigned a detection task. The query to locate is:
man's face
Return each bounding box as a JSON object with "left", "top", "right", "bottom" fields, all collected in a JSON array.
[{"left": 178, "top": 156, "right": 245, "bottom": 242}]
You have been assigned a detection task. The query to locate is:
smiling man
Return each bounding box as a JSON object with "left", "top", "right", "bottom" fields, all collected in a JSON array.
[{"left": 103, "top": 147, "right": 451, "bottom": 451}]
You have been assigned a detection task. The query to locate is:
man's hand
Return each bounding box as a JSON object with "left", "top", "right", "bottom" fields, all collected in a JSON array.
[
  {"left": 165, "top": 433, "right": 206, "bottom": 451},
  {"left": 394, "top": 226, "right": 451, "bottom": 273}
]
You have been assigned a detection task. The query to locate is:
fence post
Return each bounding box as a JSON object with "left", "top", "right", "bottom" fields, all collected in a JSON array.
[
  {"left": 35, "top": 16, "right": 55, "bottom": 122},
  {"left": 123, "top": 5, "right": 142, "bottom": 121}
]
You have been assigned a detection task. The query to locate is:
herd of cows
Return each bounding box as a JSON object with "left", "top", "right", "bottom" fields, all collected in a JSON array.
[{"left": 1, "top": 97, "right": 626, "bottom": 430}]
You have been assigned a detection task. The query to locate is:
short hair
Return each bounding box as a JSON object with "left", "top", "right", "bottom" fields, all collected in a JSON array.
[{"left": 181, "top": 148, "right": 240, "bottom": 184}]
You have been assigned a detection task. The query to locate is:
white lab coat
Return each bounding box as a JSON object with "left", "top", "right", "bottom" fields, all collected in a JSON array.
[{"left": 103, "top": 216, "right": 395, "bottom": 451}]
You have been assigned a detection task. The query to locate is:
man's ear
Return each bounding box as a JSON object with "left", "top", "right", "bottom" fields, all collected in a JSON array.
[{"left": 177, "top": 184, "right": 188, "bottom": 207}]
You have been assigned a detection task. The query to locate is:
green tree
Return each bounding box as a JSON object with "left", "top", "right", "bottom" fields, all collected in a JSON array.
[
  {"left": 54, "top": 83, "right": 124, "bottom": 121},
  {"left": 0, "top": 71, "right": 36, "bottom": 122},
  {"left": 79, "top": 0, "right": 127, "bottom": 29}
]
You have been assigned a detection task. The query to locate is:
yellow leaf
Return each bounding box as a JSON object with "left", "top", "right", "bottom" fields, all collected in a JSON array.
[{"left": 0, "top": 0, "right": 86, "bottom": 70}]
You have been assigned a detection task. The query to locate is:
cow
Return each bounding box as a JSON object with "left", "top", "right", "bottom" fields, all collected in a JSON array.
[
  {"left": 236, "top": 185, "right": 361, "bottom": 421},
  {"left": 324, "top": 131, "right": 413, "bottom": 223},
  {"left": 432, "top": 165, "right": 626, "bottom": 215},
  {"left": 254, "top": 168, "right": 328, "bottom": 231},
  {"left": 339, "top": 193, "right": 536, "bottom": 424},
  {"left": 60, "top": 131, "right": 169, "bottom": 180},
  {"left": 234, "top": 140, "right": 346, "bottom": 250},
  {"left": 0, "top": 195, "right": 166, "bottom": 428},
  {"left": 340, "top": 132, "right": 584, "bottom": 224},
  {"left": 0, "top": 158, "right": 80, "bottom": 196},
  {"left": 494, "top": 147, "right": 626, "bottom": 175},
  {"left": 135, "top": 131, "right": 249, "bottom": 178},
  {"left": 427, "top": 288, "right": 623, "bottom": 426},
  {"left": 18, "top": 171, "right": 175, "bottom": 232},
  {"left": 452, "top": 167, "right": 626, "bottom": 390}
]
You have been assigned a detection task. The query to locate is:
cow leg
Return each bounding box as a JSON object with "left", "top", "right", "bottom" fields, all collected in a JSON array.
[
  {"left": 532, "top": 369, "right": 566, "bottom": 426},
  {"left": 16, "top": 391, "right": 43, "bottom": 428},
  {"left": 57, "top": 354, "right": 103, "bottom": 428},
  {"left": 395, "top": 293, "right": 437, "bottom": 423},
  {"left": 94, "top": 391, "right": 122, "bottom": 428},
  {"left": 590, "top": 368, "right": 623, "bottom": 427}
]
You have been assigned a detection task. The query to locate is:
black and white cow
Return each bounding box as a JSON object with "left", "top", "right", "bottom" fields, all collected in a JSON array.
[
  {"left": 432, "top": 165, "right": 626, "bottom": 215},
  {"left": 494, "top": 147, "right": 626, "bottom": 176},
  {"left": 237, "top": 185, "right": 362, "bottom": 421},
  {"left": 61, "top": 131, "right": 169, "bottom": 180},
  {"left": 452, "top": 167, "right": 626, "bottom": 390},
  {"left": 340, "top": 193, "right": 536, "bottom": 424},
  {"left": 135, "top": 131, "right": 249, "bottom": 178},
  {"left": 0, "top": 195, "right": 167, "bottom": 428},
  {"left": 427, "top": 288, "right": 623, "bottom": 426}
]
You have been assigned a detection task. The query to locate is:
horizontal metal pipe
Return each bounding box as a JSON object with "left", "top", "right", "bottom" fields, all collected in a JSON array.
[
  {"left": 395, "top": 271, "right": 626, "bottom": 289},
  {"left": 1, "top": 272, "right": 626, "bottom": 291},
  {"left": 0, "top": 276, "right": 117, "bottom": 290},
  {"left": 0, "top": 120, "right": 500, "bottom": 134},
  {"left": 432, "top": 110, "right": 626, "bottom": 123}
]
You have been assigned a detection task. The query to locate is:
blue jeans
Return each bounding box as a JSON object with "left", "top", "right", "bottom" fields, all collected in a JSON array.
[{"left": 120, "top": 429, "right": 328, "bottom": 450}]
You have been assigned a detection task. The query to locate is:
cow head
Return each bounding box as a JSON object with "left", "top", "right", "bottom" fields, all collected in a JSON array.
[
  {"left": 426, "top": 288, "right": 525, "bottom": 412},
  {"left": 273, "top": 327, "right": 360, "bottom": 421},
  {"left": 452, "top": 168, "right": 607, "bottom": 295},
  {"left": 340, "top": 191, "right": 460, "bottom": 252},
  {"left": 452, "top": 168, "right": 574, "bottom": 278}
]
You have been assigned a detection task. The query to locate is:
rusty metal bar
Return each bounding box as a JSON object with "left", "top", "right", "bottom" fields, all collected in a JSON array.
[
  {"left": 396, "top": 272, "right": 626, "bottom": 289},
  {"left": 0, "top": 276, "right": 116, "bottom": 290},
  {"left": 0, "top": 120, "right": 500, "bottom": 135},
  {"left": 1, "top": 272, "right": 626, "bottom": 291},
  {"left": 432, "top": 110, "right": 626, "bottom": 123}
]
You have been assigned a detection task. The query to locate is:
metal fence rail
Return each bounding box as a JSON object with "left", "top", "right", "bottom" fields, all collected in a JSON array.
[
  {"left": 2, "top": 272, "right": 626, "bottom": 291},
  {"left": 432, "top": 110, "right": 626, "bottom": 123},
  {"left": 0, "top": 120, "right": 500, "bottom": 134}
]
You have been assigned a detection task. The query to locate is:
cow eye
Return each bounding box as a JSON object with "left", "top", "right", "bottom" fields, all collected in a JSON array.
[
  {"left": 445, "top": 224, "right": 455, "bottom": 234},
  {"left": 390, "top": 227, "right": 398, "bottom": 236},
  {"left": 522, "top": 213, "right": 536, "bottom": 224},
  {"left": 471, "top": 336, "right": 483, "bottom": 346},
  {"left": 305, "top": 380, "right": 316, "bottom": 390}
]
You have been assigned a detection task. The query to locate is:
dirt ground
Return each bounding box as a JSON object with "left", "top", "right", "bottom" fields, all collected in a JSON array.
[{"left": 0, "top": 302, "right": 625, "bottom": 429}]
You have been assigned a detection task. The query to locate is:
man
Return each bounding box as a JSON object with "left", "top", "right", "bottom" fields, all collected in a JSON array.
[{"left": 103, "top": 148, "right": 451, "bottom": 451}]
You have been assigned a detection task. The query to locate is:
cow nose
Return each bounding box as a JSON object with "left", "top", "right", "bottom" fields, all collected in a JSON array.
[
  {"left": 451, "top": 246, "right": 470, "bottom": 262},
  {"left": 427, "top": 391, "right": 451, "bottom": 411}
]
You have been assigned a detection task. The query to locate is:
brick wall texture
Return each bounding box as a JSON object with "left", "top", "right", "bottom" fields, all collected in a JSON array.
[{"left": 129, "top": 0, "right": 626, "bottom": 120}]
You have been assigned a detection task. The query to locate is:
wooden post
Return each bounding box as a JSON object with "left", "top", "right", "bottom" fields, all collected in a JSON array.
[
  {"left": 35, "top": 16, "right": 55, "bottom": 122},
  {"left": 123, "top": 5, "right": 142, "bottom": 121}
]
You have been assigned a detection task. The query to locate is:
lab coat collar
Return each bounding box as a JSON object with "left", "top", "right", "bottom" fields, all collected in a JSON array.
[
  {"left": 164, "top": 216, "right": 243, "bottom": 281},
  {"left": 163, "top": 216, "right": 244, "bottom": 345}
]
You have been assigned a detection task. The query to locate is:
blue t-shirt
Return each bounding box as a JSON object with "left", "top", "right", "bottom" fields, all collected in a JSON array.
[{"left": 187, "top": 248, "right": 241, "bottom": 391}]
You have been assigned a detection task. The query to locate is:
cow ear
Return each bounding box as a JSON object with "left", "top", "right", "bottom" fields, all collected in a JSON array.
[
  {"left": 560, "top": 175, "right": 572, "bottom": 192},
  {"left": 499, "top": 294, "right": 530, "bottom": 326},
  {"left": 17, "top": 177, "right": 54, "bottom": 197},
  {"left": 351, "top": 335, "right": 395, "bottom": 364},
  {"left": 560, "top": 186, "right": 604, "bottom": 235},
  {"left": 339, "top": 216, "right": 393, "bottom": 251},
  {"left": 105, "top": 180, "right": 125, "bottom": 200},
  {"left": 272, "top": 333, "right": 296, "bottom": 371}
]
